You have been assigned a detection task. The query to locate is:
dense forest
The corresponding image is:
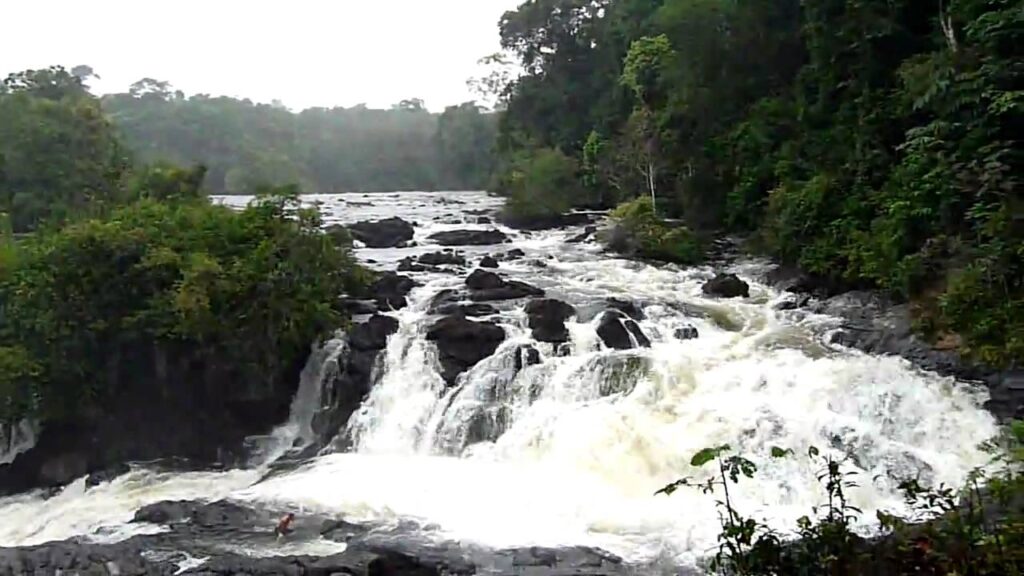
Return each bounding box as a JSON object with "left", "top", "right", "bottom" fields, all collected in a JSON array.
[
  {"left": 100, "top": 82, "right": 497, "bottom": 195},
  {"left": 493, "top": 0, "right": 1023, "bottom": 366}
]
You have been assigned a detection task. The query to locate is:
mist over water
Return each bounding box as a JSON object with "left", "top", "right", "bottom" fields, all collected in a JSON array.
[{"left": 0, "top": 192, "right": 998, "bottom": 569}]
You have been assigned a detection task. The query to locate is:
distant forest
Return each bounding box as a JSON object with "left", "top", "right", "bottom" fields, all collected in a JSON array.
[{"left": 101, "top": 79, "right": 497, "bottom": 194}]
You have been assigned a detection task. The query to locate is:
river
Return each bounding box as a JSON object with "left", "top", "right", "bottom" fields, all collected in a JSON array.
[{"left": 0, "top": 191, "right": 998, "bottom": 572}]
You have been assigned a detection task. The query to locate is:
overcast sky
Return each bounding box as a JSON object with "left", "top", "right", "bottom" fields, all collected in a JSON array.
[{"left": 1, "top": 0, "right": 522, "bottom": 111}]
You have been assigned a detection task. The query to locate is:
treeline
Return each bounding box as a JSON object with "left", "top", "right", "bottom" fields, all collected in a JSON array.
[
  {"left": 494, "top": 0, "right": 1022, "bottom": 365},
  {"left": 102, "top": 81, "right": 497, "bottom": 195},
  {"left": 0, "top": 67, "right": 365, "bottom": 433}
]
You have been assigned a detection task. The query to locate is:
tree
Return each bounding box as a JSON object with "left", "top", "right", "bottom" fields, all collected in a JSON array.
[{"left": 621, "top": 34, "right": 673, "bottom": 211}]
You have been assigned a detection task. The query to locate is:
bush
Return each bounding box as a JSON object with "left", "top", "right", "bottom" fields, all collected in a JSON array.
[
  {"left": 0, "top": 189, "right": 366, "bottom": 423},
  {"left": 494, "top": 147, "right": 582, "bottom": 220},
  {"left": 610, "top": 196, "right": 702, "bottom": 264}
]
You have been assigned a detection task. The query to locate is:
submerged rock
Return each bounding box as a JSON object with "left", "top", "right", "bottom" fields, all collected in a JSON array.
[
  {"left": 525, "top": 299, "right": 576, "bottom": 343},
  {"left": 426, "top": 316, "right": 506, "bottom": 385},
  {"left": 597, "top": 311, "right": 651, "bottom": 350},
  {"left": 429, "top": 229, "right": 509, "bottom": 246},
  {"left": 347, "top": 217, "right": 415, "bottom": 248},
  {"left": 479, "top": 255, "right": 499, "bottom": 268},
  {"left": 674, "top": 324, "right": 700, "bottom": 340},
  {"left": 702, "top": 273, "right": 750, "bottom": 299}
]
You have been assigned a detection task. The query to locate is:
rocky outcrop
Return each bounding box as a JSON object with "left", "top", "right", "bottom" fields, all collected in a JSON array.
[
  {"left": 702, "top": 273, "right": 750, "bottom": 298},
  {"left": 347, "top": 217, "right": 415, "bottom": 248},
  {"left": 429, "top": 229, "right": 509, "bottom": 246},
  {"left": 0, "top": 499, "right": 633, "bottom": 576},
  {"left": 0, "top": 331, "right": 312, "bottom": 494},
  {"left": 370, "top": 272, "right": 419, "bottom": 310},
  {"left": 312, "top": 315, "right": 399, "bottom": 448},
  {"left": 479, "top": 255, "right": 499, "bottom": 268},
  {"left": 525, "top": 299, "right": 576, "bottom": 344},
  {"left": 419, "top": 251, "right": 467, "bottom": 267},
  {"left": 465, "top": 270, "right": 545, "bottom": 302},
  {"left": 597, "top": 311, "right": 651, "bottom": 350},
  {"left": 426, "top": 316, "right": 506, "bottom": 385}
]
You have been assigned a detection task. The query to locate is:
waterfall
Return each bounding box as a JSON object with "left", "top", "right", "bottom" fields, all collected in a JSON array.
[{"left": 0, "top": 420, "right": 38, "bottom": 466}]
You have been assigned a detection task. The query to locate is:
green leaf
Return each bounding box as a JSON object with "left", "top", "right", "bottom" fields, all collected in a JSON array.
[
  {"left": 691, "top": 444, "right": 729, "bottom": 467},
  {"left": 770, "top": 446, "right": 793, "bottom": 458}
]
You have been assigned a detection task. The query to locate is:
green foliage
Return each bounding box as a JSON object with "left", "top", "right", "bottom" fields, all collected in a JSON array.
[
  {"left": 101, "top": 88, "right": 498, "bottom": 194},
  {"left": 0, "top": 67, "right": 131, "bottom": 232},
  {"left": 494, "top": 0, "right": 1024, "bottom": 365},
  {"left": 0, "top": 191, "right": 365, "bottom": 423},
  {"left": 610, "top": 196, "right": 702, "bottom": 264},
  {"left": 496, "top": 147, "right": 583, "bottom": 220}
]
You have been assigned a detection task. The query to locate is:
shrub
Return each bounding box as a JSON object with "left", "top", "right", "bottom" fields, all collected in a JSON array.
[
  {"left": 0, "top": 189, "right": 366, "bottom": 423},
  {"left": 610, "top": 196, "right": 702, "bottom": 264},
  {"left": 495, "top": 147, "right": 582, "bottom": 220}
]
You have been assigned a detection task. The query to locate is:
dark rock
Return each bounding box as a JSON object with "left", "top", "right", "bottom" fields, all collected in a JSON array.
[
  {"left": 674, "top": 325, "right": 700, "bottom": 340},
  {"left": 369, "top": 272, "right": 418, "bottom": 310},
  {"left": 339, "top": 298, "right": 377, "bottom": 316},
  {"left": 503, "top": 248, "right": 526, "bottom": 261},
  {"left": 426, "top": 316, "right": 506, "bottom": 385},
  {"left": 498, "top": 211, "right": 597, "bottom": 231},
  {"left": 435, "top": 303, "right": 499, "bottom": 317},
  {"left": 85, "top": 463, "right": 131, "bottom": 488},
  {"left": 702, "top": 273, "right": 750, "bottom": 298},
  {"left": 479, "top": 255, "right": 499, "bottom": 269},
  {"left": 606, "top": 298, "right": 644, "bottom": 321},
  {"left": 524, "top": 299, "right": 576, "bottom": 343},
  {"left": 429, "top": 229, "right": 509, "bottom": 246},
  {"left": 775, "top": 294, "right": 811, "bottom": 311},
  {"left": 469, "top": 281, "right": 544, "bottom": 302},
  {"left": 567, "top": 225, "right": 598, "bottom": 244},
  {"left": 347, "top": 217, "right": 415, "bottom": 248},
  {"left": 428, "top": 289, "right": 461, "bottom": 313},
  {"left": 418, "top": 252, "right": 466, "bottom": 267},
  {"left": 466, "top": 269, "right": 504, "bottom": 291},
  {"left": 348, "top": 315, "right": 399, "bottom": 352},
  {"left": 476, "top": 216, "right": 493, "bottom": 224},
  {"left": 513, "top": 345, "right": 543, "bottom": 372},
  {"left": 397, "top": 257, "right": 437, "bottom": 273},
  {"left": 597, "top": 311, "right": 651, "bottom": 350},
  {"left": 39, "top": 452, "right": 88, "bottom": 486}
]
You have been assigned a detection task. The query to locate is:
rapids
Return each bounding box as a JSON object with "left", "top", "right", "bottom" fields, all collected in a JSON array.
[{"left": 0, "top": 191, "right": 998, "bottom": 570}]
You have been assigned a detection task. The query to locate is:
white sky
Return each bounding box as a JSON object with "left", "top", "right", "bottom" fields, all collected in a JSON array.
[{"left": 0, "top": 0, "right": 522, "bottom": 111}]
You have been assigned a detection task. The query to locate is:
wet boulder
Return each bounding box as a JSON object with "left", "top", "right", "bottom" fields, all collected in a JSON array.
[
  {"left": 426, "top": 316, "right": 506, "bottom": 385},
  {"left": 525, "top": 299, "right": 576, "bottom": 343},
  {"left": 85, "top": 463, "right": 131, "bottom": 489},
  {"left": 674, "top": 324, "right": 700, "bottom": 340},
  {"left": 434, "top": 302, "right": 500, "bottom": 317},
  {"left": 567, "top": 225, "right": 598, "bottom": 244},
  {"left": 502, "top": 248, "right": 526, "bottom": 261},
  {"left": 418, "top": 251, "right": 466, "bottom": 267},
  {"left": 369, "top": 272, "right": 418, "bottom": 310},
  {"left": 606, "top": 298, "right": 644, "bottom": 321},
  {"left": 466, "top": 269, "right": 505, "bottom": 291},
  {"left": 702, "top": 273, "right": 750, "bottom": 299},
  {"left": 397, "top": 257, "right": 437, "bottom": 273},
  {"left": 479, "top": 255, "right": 499, "bottom": 268},
  {"left": 597, "top": 311, "right": 651, "bottom": 350},
  {"left": 513, "top": 345, "right": 543, "bottom": 372},
  {"left": 429, "top": 229, "right": 509, "bottom": 246},
  {"left": 348, "top": 314, "right": 399, "bottom": 352},
  {"left": 465, "top": 270, "right": 544, "bottom": 302},
  {"left": 346, "top": 217, "right": 414, "bottom": 248}
]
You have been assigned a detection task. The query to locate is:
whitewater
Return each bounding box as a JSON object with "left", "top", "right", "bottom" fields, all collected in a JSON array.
[{"left": 0, "top": 191, "right": 998, "bottom": 570}]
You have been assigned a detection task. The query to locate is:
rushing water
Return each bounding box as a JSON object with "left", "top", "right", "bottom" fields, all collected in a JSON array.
[{"left": 0, "top": 191, "right": 999, "bottom": 569}]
